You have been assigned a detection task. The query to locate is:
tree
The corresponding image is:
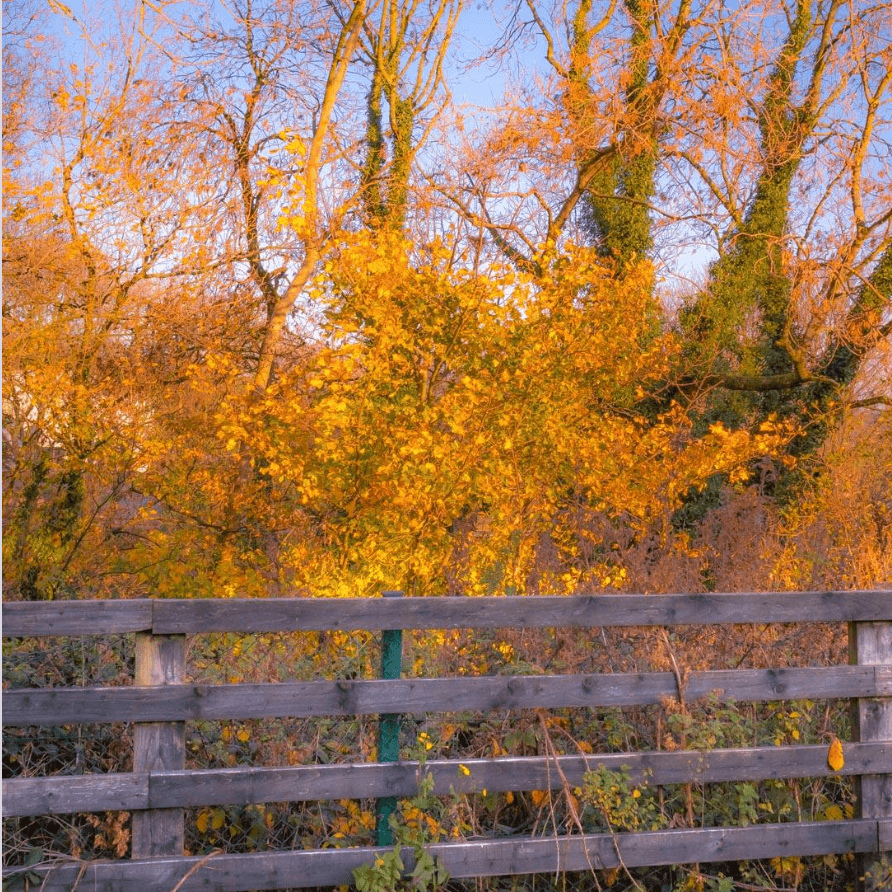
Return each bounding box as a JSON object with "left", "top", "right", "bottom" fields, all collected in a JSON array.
[
  {"left": 3, "top": 0, "right": 888, "bottom": 600},
  {"left": 151, "top": 0, "right": 370, "bottom": 391},
  {"left": 458, "top": 0, "right": 890, "bottom": 474},
  {"left": 218, "top": 230, "right": 792, "bottom": 596},
  {"left": 2, "top": 3, "right": 192, "bottom": 598},
  {"left": 358, "top": 0, "right": 462, "bottom": 231}
]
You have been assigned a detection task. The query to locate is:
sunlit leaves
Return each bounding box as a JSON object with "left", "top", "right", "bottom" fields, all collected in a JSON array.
[{"left": 217, "top": 233, "right": 792, "bottom": 597}]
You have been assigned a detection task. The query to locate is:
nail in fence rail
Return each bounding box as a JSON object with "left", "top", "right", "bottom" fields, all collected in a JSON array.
[{"left": 2, "top": 589, "right": 891, "bottom": 892}]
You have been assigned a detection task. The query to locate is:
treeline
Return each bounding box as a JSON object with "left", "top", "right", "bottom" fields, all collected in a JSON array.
[{"left": 3, "top": 0, "right": 890, "bottom": 600}]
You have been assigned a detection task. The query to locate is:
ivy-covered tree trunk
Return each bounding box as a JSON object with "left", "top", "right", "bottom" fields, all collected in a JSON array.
[
  {"left": 789, "top": 244, "right": 892, "bottom": 460},
  {"left": 359, "top": 0, "right": 455, "bottom": 233},
  {"left": 676, "top": 0, "right": 885, "bottom": 468},
  {"left": 686, "top": 0, "right": 816, "bottom": 386},
  {"left": 582, "top": 0, "right": 659, "bottom": 268},
  {"left": 361, "top": 64, "right": 388, "bottom": 228}
]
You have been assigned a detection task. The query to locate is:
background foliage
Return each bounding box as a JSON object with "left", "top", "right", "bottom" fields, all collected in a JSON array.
[
  {"left": 3, "top": 0, "right": 890, "bottom": 889},
  {"left": 3, "top": 0, "right": 889, "bottom": 602}
]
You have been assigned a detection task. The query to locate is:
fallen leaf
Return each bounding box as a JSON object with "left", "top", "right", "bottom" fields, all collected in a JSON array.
[{"left": 827, "top": 736, "right": 844, "bottom": 772}]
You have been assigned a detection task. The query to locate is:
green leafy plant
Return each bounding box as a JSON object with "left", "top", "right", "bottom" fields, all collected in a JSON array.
[
  {"left": 2, "top": 848, "right": 44, "bottom": 891},
  {"left": 355, "top": 844, "right": 407, "bottom": 892},
  {"left": 578, "top": 766, "right": 664, "bottom": 833},
  {"left": 354, "top": 748, "right": 450, "bottom": 892}
]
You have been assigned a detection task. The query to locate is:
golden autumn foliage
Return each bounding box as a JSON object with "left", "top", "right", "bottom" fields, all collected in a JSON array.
[
  {"left": 2, "top": 0, "right": 889, "bottom": 601},
  {"left": 203, "top": 232, "right": 795, "bottom": 597}
]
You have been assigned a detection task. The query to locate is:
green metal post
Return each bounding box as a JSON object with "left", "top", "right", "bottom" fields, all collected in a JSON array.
[{"left": 376, "top": 590, "right": 403, "bottom": 846}]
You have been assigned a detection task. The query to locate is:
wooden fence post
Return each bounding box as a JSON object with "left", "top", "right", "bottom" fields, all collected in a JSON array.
[
  {"left": 132, "top": 631, "right": 186, "bottom": 858},
  {"left": 376, "top": 590, "right": 404, "bottom": 847},
  {"left": 849, "top": 619, "right": 892, "bottom": 891}
]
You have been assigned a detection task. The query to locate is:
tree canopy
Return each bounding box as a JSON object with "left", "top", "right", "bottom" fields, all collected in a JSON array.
[{"left": 3, "top": 0, "right": 890, "bottom": 599}]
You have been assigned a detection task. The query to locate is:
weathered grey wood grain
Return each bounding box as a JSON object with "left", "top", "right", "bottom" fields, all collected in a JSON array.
[
  {"left": 1, "top": 599, "right": 152, "bottom": 637},
  {"left": 3, "top": 666, "right": 885, "bottom": 726},
  {"left": 3, "top": 592, "right": 888, "bottom": 638},
  {"left": 2, "top": 774, "right": 149, "bottom": 817},
  {"left": 429, "top": 819, "right": 877, "bottom": 878},
  {"left": 132, "top": 633, "right": 186, "bottom": 859},
  {"left": 152, "top": 591, "right": 892, "bottom": 633},
  {"left": 879, "top": 817, "right": 892, "bottom": 851},
  {"left": 850, "top": 620, "right": 892, "bottom": 889},
  {"left": 5, "top": 743, "right": 888, "bottom": 817},
  {"left": 3, "top": 820, "right": 878, "bottom": 892}
]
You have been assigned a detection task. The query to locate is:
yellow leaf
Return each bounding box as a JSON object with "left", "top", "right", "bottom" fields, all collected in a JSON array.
[
  {"left": 827, "top": 736, "right": 844, "bottom": 772},
  {"left": 284, "top": 136, "right": 306, "bottom": 156},
  {"left": 48, "top": 0, "right": 77, "bottom": 21},
  {"left": 237, "top": 728, "right": 250, "bottom": 742},
  {"left": 196, "top": 810, "right": 209, "bottom": 834},
  {"left": 531, "top": 789, "right": 549, "bottom": 807},
  {"left": 824, "top": 804, "right": 844, "bottom": 821}
]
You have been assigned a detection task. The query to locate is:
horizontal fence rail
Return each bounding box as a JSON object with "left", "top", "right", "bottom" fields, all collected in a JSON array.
[
  {"left": 3, "top": 590, "right": 890, "bottom": 637},
  {"left": 5, "top": 666, "right": 892, "bottom": 726},
  {"left": 3, "top": 820, "right": 888, "bottom": 892},
  {"left": 3, "top": 589, "right": 891, "bottom": 892},
  {"left": 5, "top": 742, "right": 891, "bottom": 818}
]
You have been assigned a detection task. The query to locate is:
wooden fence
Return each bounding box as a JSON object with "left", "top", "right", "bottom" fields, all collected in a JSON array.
[{"left": 3, "top": 590, "right": 891, "bottom": 891}]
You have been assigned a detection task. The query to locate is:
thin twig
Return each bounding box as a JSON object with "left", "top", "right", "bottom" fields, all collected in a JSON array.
[
  {"left": 170, "top": 849, "right": 222, "bottom": 892},
  {"left": 42, "top": 856, "right": 88, "bottom": 892},
  {"left": 535, "top": 709, "right": 604, "bottom": 891},
  {"left": 660, "top": 627, "right": 688, "bottom": 709}
]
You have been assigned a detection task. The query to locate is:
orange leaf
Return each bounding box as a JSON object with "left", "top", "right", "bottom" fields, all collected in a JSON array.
[
  {"left": 531, "top": 789, "right": 550, "bottom": 807},
  {"left": 827, "top": 736, "right": 844, "bottom": 772}
]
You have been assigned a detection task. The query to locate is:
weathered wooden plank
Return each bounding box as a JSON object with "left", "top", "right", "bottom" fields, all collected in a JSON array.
[
  {"left": 3, "top": 592, "right": 887, "bottom": 639},
  {"left": 3, "top": 820, "right": 878, "bottom": 892},
  {"left": 132, "top": 633, "right": 186, "bottom": 858},
  {"left": 2, "top": 774, "right": 149, "bottom": 817},
  {"left": 2, "top": 666, "right": 884, "bottom": 727},
  {"left": 429, "top": 819, "right": 877, "bottom": 878},
  {"left": 1, "top": 599, "right": 153, "bottom": 637},
  {"left": 2, "top": 665, "right": 883, "bottom": 726},
  {"left": 852, "top": 625, "right": 892, "bottom": 824},
  {"left": 5, "top": 743, "right": 888, "bottom": 817},
  {"left": 152, "top": 590, "right": 892, "bottom": 634}
]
